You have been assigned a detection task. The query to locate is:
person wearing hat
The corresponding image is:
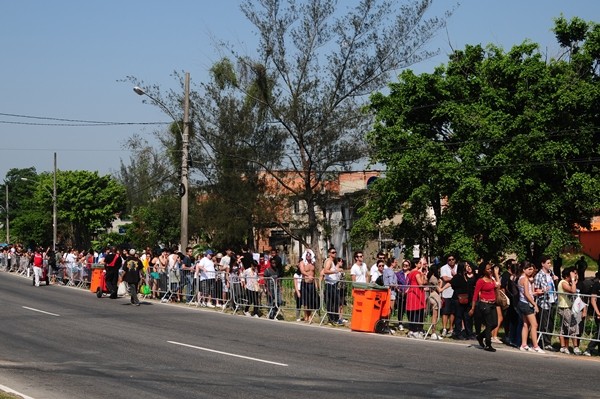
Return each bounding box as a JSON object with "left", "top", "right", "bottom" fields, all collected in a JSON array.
[
  {"left": 196, "top": 249, "right": 217, "bottom": 308},
  {"left": 123, "top": 249, "right": 143, "bottom": 306}
]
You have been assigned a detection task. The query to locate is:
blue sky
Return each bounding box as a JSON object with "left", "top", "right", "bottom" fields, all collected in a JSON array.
[{"left": 1, "top": 0, "right": 599, "bottom": 180}]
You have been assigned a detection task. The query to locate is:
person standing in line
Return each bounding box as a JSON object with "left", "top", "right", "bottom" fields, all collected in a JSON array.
[
  {"left": 583, "top": 273, "right": 600, "bottom": 356},
  {"left": 180, "top": 246, "right": 195, "bottom": 303},
  {"left": 242, "top": 260, "right": 262, "bottom": 317},
  {"left": 405, "top": 257, "right": 427, "bottom": 338},
  {"left": 517, "top": 261, "right": 545, "bottom": 353},
  {"left": 196, "top": 249, "right": 216, "bottom": 307},
  {"left": 450, "top": 262, "right": 470, "bottom": 340},
  {"left": 534, "top": 256, "right": 558, "bottom": 351},
  {"left": 370, "top": 251, "right": 386, "bottom": 282},
  {"left": 469, "top": 262, "right": 499, "bottom": 352},
  {"left": 263, "top": 257, "right": 281, "bottom": 319},
  {"left": 382, "top": 257, "right": 399, "bottom": 320},
  {"left": 557, "top": 267, "right": 582, "bottom": 355},
  {"left": 440, "top": 255, "right": 458, "bottom": 337},
  {"left": 101, "top": 246, "right": 122, "bottom": 299},
  {"left": 299, "top": 249, "right": 319, "bottom": 322},
  {"left": 350, "top": 251, "right": 368, "bottom": 283},
  {"left": 293, "top": 266, "right": 303, "bottom": 321},
  {"left": 395, "top": 260, "right": 410, "bottom": 331},
  {"left": 123, "top": 249, "right": 143, "bottom": 306},
  {"left": 322, "top": 247, "right": 343, "bottom": 325},
  {"left": 270, "top": 247, "right": 284, "bottom": 278}
]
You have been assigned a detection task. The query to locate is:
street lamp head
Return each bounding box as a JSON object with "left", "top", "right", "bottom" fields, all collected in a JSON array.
[{"left": 133, "top": 86, "right": 146, "bottom": 96}]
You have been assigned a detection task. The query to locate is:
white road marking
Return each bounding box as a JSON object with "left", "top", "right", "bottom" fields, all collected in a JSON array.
[
  {"left": 22, "top": 306, "right": 60, "bottom": 317},
  {"left": 0, "top": 383, "right": 36, "bottom": 399},
  {"left": 168, "top": 340, "right": 288, "bottom": 367}
]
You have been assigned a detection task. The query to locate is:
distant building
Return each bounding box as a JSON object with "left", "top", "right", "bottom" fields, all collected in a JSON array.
[{"left": 254, "top": 170, "right": 382, "bottom": 265}]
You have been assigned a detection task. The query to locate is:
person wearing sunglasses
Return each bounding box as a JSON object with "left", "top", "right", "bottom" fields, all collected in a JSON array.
[{"left": 323, "top": 248, "right": 344, "bottom": 325}]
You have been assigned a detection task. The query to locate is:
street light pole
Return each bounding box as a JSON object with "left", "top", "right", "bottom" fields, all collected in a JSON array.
[
  {"left": 4, "top": 183, "right": 8, "bottom": 244},
  {"left": 180, "top": 72, "right": 190, "bottom": 250},
  {"left": 133, "top": 72, "right": 190, "bottom": 250},
  {"left": 52, "top": 152, "right": 57, "bottom": 251}
]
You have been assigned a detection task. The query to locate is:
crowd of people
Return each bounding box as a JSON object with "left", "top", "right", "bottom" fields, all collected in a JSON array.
[
  {"left": 373, "top": 253, "right": 600, "bottom": 355},
  {"left": 2, "top": 243, "right": 599, "bottom": 357}
]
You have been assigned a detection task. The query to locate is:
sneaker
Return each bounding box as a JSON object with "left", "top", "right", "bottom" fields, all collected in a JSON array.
[
  {"left": 244, "top": 311, "right": 251, "bottom": 317},
  {"left": 532, "top": 346, "right": 546, "bottom": 354},
  {"left": 484, "top": 346, "right": 496, "bottom": 352},
  {"left": 206, "top": 303, "right": 216, "bottom": 308},
  {"left": 573, "top": 347, "right": 582, "bottom": 355},
  {"left": 295, "top": 318, "right": 302, "bottom": 322},
  {"left": 491, "top": 337, "right": 502, "bottom": 344},
  {"left": 416, "top": 332, "right": 425, "bottom": 339},
  {"left": 430, "top": 333, "right": 441, "bottom": 340},
  {"left": 252, "top": 314, "right": 259, "bottom": 318},
  {"left": 335, "top": 320, "right": 345, "bottom": 326},
  {"left": 447, "top": 330, "right": 454, "bottom": 337},
  {"left": 441, "top": 328, "right": 448, "bottom": 337},
  {"left": 559, "top": 346, "right": 570, "bottom": 354},
  {"left": 519, "top": 345, "right": 531, "bottom": 352},
  {"left": 583, "top": 351, "right": 592, "bottom": 357},
  {"left": 398, "top": 324, "right": 404, "bottom": 331},
  {"left": 407, "top": 331, "right": 415, "bottom": 338},
  {"left": 543, "top": 345, "right": 555, "bottom": 352}
]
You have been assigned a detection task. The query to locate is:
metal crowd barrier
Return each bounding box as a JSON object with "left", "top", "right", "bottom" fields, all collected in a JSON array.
[
  {"left": 4, "top": 260, "right": 599, "bottom": 350},
  {"left": 533, "top": 290, "right": 600, "bottom": 350}
]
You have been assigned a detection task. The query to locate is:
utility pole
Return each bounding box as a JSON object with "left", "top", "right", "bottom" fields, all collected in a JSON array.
[
  {"left": 52, "top": 152, "right": 57, "bottom": 251},
  {"left": 180, "top": 72, "right": 190, "bottom": 250},
  {"left": 5, "top": 183, "right": 8, "bottom": 244}
]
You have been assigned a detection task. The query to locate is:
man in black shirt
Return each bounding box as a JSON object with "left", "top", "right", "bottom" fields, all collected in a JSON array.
[{"left": 102, "top": 246, "right": 122, "bottom": 299}]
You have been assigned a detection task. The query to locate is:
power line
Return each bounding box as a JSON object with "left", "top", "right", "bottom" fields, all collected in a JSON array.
[
  {"left": 0, "top": 112, "right": 169, "bottom": 127},
  {"left": 0, "top": 120, "right": 169, "bottom": 127}
]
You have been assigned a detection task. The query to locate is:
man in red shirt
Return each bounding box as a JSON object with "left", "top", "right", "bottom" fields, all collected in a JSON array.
[{"left": 32, "top": 247, "right": 44, "bottom": 287}]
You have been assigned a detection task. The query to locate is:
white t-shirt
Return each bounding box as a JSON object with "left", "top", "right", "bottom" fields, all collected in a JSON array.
[
  {"left": 440, "top": 263, "right": 457, "bottom": 299},
  {"left": 221, "top": 255, "right": 231, "bottom": 269},
  {"left": 198, "top": 256, "right": 216, "bottom": 280},
  {"left": 351, "top": 262, "right": 368, "bottom": 283},
  {"left": 370, "top": 269, "right": 382, "bottom": 283},
  {"left": 370, "top": 263, "right": 379, "bottom": 277},
  {"left": 66, "top": 252, "right": 77, "bottom": 267}
]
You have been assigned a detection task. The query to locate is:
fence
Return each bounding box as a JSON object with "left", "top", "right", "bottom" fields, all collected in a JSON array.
[
  {"left": 533, "top": 290, "right": 600, "bottom": 350},
  {"left": 4, "top": 262, "right": 600, "bottom": 351}
]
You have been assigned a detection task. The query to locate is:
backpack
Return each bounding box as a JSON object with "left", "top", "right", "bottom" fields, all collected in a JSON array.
[{"left": 375, "top": 274, "right": 384, "bottom": 286}]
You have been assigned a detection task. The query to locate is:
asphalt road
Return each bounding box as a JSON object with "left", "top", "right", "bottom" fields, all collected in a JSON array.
[{"left": 0, "top": 272, "right": 599, "bottom": 399}]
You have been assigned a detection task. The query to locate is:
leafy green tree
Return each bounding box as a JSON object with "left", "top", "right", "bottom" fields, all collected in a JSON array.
[
  {"left": 1, "top": 167, "right": 37, "bottom": 245},
  {"left": 124, "top": 195, "right": 182, "bottom": 250},
  {"left": 13, "top": 171, "right": 126, "bottom": 250},
  {"left": 224, "top": 0, "right": 449, "bottom": 257},
  {"left": 118, "top": 134, "right": 175, "bottom": 211},
  {"left": 357, "top": 16, "right": 600, "bottom": 262},
  {"left": 192, "top": 58, "right": 284, "bottom": 250}
]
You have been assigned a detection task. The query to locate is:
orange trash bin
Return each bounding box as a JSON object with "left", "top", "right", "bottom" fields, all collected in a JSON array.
[
  {"left": 89, "top": 264, "right": 105, "bottom": 293},
  {"left": 351, "top": 284, "right": 390, "bottom": 333}
]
